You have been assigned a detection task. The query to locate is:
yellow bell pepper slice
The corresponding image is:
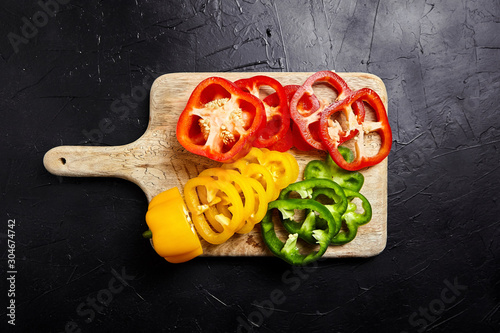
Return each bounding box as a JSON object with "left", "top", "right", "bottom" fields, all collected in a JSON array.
[
  {"left": 199, "top": 168, "right": 256, "bottom": 232},
  {"left": 239, "top": 147, "right": 264, "bottom": 164},
  {"left": 258, "top": 149, "right": 294, "bottom": 189},
  {"left": 197, "top": 166, "right": 270, "bottom": 234},
  {"left": 223, "top": 147, "right": 299, "bottom": 193},
  {"left": 145, "top": 187, "right": 203, "bottom": 263},
  {"left": 184, "top": 176, "right": 244, "bottom": 244},
  {"left": 236, "top": 177, "right": 268, "bottom": 234},
  {"left": 240, "top": 163, "right": 278, "bottom": 202},
  {"left": 221, "top": 147, "right": 263, "bottom": 173},
  {"left": 283, "top": 152, "right": 300, "bottom": 184}
]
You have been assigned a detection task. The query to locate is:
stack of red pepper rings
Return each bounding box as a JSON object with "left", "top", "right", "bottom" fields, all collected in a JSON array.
[
  {"left": 287, "top": 70, "right": 392, "bottom": 170},
  {"left": 176, "top": 71, "right": 392, "bottom": 171}
]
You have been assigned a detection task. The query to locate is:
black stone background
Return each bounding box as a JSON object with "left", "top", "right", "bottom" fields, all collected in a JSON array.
[{"left": 1, "top": 1, "right": 499, "bottom": 332}]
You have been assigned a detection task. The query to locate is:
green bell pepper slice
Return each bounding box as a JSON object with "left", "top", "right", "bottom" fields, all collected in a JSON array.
[
  {"left": 261, "top": 199, "right": 337, "bottom": 265},
  {"left": 302, "top": 160, "right": 332, "bottom": 180},
  {"left": 325, "top": 146, "right": 364, "bottom": 192},
  {"left": 331, "top": 188, "right": 372, "bottom": 245},
  {"left": 304, "top": 146, "right": 364, "bottom": 192},
  {"left": 278, "top": 178, "right": 348, "bottom": 217}
]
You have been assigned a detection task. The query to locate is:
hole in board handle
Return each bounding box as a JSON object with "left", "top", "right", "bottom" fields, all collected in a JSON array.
[{"left": 60, "top": 157, "right": 66, "bottom": 165}]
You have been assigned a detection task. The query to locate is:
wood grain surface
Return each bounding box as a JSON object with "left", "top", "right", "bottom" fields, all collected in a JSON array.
[{"left": 43, "top": 72, "right": 388, "bottom": 258}]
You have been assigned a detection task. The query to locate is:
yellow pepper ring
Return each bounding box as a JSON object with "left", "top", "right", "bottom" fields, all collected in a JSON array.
[
  {"left": 184, "top": 176, "right": 244, "bottom": 245},
  {"left": 283, "top": 152, "right": 300, "bottom": 184},
  {"left": 236, "top": 177, "right": 268, "bottom": 234},
  {"left": 240, "top": 163, "right": 278, "bottom": 202},
  {"left": 199, "top": 168, "right": 256, "bottom": 231},
  {"left": 245, "top": 177, "right": 268, "bottom": 224},
  {"left": 240, "top": 147, "right": 264, "bottom": 164},
  {"left": 196, "top": 185, "right": 224, "bottom": 233},
  {"left": 258, "top": 150, "right": 293, "bottom": 189},
  {"left": 145, "top": 187, "right": 203, "bottom": 263},
  {"left": 220, "top": 147, "right": 263, "bottom": 173}
]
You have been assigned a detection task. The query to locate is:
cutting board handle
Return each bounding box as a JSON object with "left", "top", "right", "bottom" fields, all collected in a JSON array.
[{"left": 43, "top": 145, "right": 136, "bottom": 179}]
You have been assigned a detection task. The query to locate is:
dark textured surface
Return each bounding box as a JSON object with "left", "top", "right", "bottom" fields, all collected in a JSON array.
[{"left": 1, "top": 1, "right": 499, "bottom": 332}]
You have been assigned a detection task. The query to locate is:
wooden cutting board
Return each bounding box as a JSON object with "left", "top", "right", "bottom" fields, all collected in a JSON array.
[{"left": 43, "top": 72, "right": 388, "bottom": 258}]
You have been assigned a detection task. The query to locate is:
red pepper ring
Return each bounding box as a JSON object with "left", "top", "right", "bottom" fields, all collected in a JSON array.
[
  {"left": 262, "top": 85, "right": 299, "bottom": 152},
  {"left": 319, "top": 88, "right": 392, "bottom": 171},
  {"left": 264, "top": 85, "right": 320, "bottom": 151},
  {"left": 289, "top": 71, "right": 366, "bottom": 150},
  {"left": 234, "top": 76, "right": 290, "bottom": 149},
  {"left": 176, "top": 77, "right": 266, "bottom": 163}
]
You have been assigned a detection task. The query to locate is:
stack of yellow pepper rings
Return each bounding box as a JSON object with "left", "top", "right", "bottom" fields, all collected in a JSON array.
[
  {"left": 144, "top": 148, "right": 299, "bottom": 262},
  {"left": 185, "top": 148, "right": 299, "bottom": 244}
]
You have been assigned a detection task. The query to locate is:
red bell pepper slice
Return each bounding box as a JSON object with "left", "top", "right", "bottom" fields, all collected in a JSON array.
[
  {"left": 289, "top": 71, "right": 365, "bottom": 150},
  {"left": 319, "top": 88, "right": 392, "bottom": 171},
  {"left": 267, "top": 126, "right": 293, "bottom": 152},
  {"left": 176, "top": 77, "right": 266, "bottom": 163},
  {"left": 235, "top": 76, "right": 290, "bottom": 149},
  {"left": 284, "top": 85, "right": 319, "bottom": 151},
  {"left": 262, "top": 85, "right": 298, "bottom": 152},
  {"left": 264, "top": 85, "right": 319, "bottom": 152}
]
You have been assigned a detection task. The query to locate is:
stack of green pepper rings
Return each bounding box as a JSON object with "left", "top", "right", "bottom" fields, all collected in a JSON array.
[{"left": 261, "top": 146, "right": 373, "bottom": 265}]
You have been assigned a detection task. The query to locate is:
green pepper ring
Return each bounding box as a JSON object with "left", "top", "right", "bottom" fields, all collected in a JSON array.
[
  {"left": 278, "top": 179, "right": 346, "bottom": 241},
  {"left": 261, "top": 199, "right": 338, "bottom": 265},
  {"left": 330, "top": 188, "right": 372, "bottom": 245}
]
